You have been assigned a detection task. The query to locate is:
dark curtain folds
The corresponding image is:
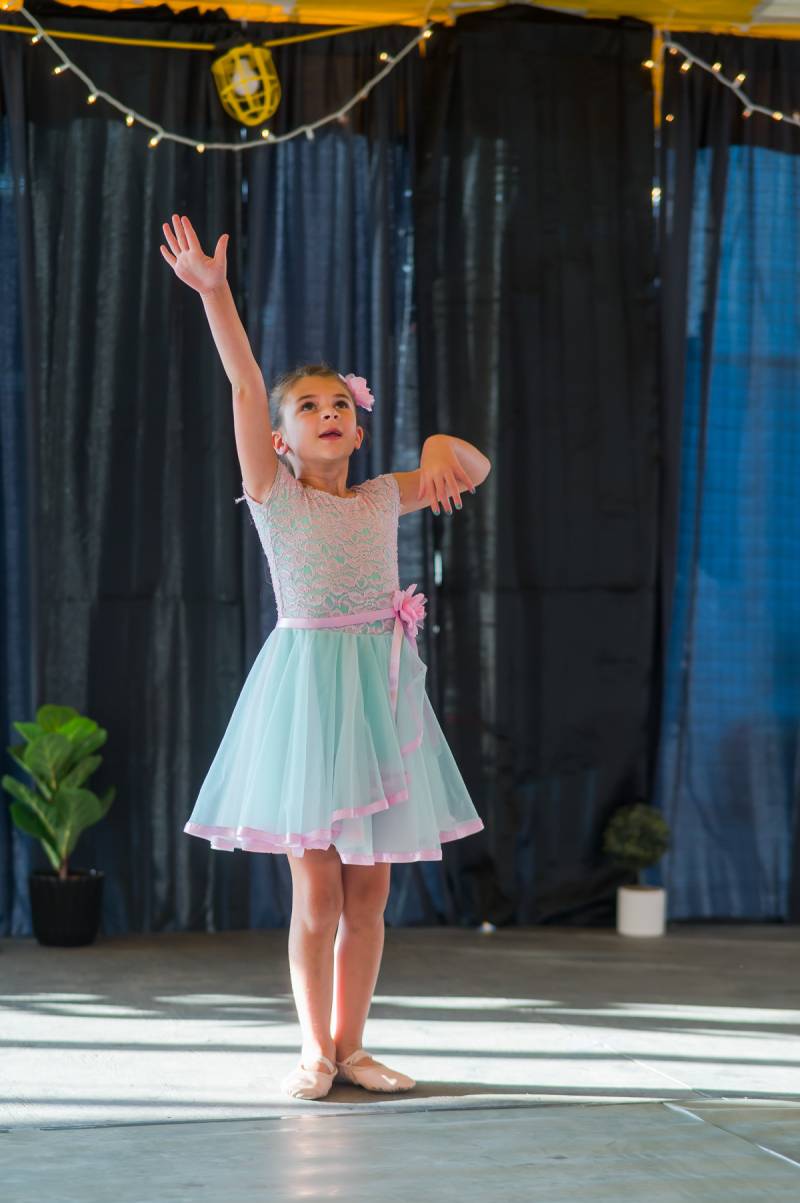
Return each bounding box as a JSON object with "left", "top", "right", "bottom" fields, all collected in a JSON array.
[
  {"left": 656, "top": 34, "right": 800, "bottom": 920},
  {"left": 0, "top": 92, "right": 35, "bottom": 935},
  {"left": 0, "top": 5, "right": 439, "bottom": 933},
  {"left": 1, "top": 8, "right": 247, "bottom": 935},
  {"left": 414, "top": 8, "right": 660, "bottom": 923}
]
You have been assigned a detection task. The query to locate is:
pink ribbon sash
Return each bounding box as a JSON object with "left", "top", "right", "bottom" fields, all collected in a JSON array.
[{"left": 275, "top": 584, "right": 427, "bottom": 718}]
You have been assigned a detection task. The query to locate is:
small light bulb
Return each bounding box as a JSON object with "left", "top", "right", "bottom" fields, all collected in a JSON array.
[
  {"left": 773, "top": 111, "right": 783, "bottom": 121},
  {"left": 304, "top": 127, "right": 315, "bottom": 141},
  {"left": 87, "top": 93, "right": 97, "bottom": 104},
  {"left": 125, "top": 113, "right": 134, "bottom": 126},
  {"left": 668, "top": 46, "right": 678, "bottom": 56},
  {"left": 261, "top": 128, "right": 270, "bottom": 139},
  {"left": 680, "top": 60, "right": 691, "bottom": 73},
  {"left": 196, "top": 143, "right": 205, "bottom": 153},
  {"left": 53, "top": 65, "right": 66, "bottom": 75},
  {"left": 642, "top": 59, "right": 655, "bottom": 70},
  {"left": 735, "top": 72, "right": 746, "bottom": 85},
  {"left": 712, "top": 61, "right": 722, "bottom": 72},
  {"left": 665, "top": 113, "right": 675, "bottom": 123},
  {"left": 422, "top": 28, "right": 433, "bottom": 39},
  {"left": 743, "top": 108, "right": 752, "bottom": 119},
  {"left": 31, "top": 33, "right": 42, "bottom": 44},
  {"left": 378, "top": 51, "right": 390, "bottom": 63},
  {"left": 148, "top": 133, "right": 162, "bottom": 147},
  {"left": 652, "top": 186, "right": 662, "bottom": 202}
]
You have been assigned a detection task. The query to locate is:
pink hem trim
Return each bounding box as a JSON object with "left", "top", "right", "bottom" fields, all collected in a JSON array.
[
  {"left": 184, "top": 782, "right": 411, "bottom": 853},
  {"left": 183, "top": 816, "right": 485, "bottom": 863},
  {"left": 183, "top": 639, "right": 478, "bottom": 864}
]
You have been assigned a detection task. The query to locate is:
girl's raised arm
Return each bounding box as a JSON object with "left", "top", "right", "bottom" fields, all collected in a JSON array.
[{"left": 160, "top": 214, "right": 277, "bottom": 501}]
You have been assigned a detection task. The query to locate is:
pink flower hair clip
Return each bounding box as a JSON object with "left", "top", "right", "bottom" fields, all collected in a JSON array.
[{"left": 339, "top": 373, "right": 375, "bottom": 412}]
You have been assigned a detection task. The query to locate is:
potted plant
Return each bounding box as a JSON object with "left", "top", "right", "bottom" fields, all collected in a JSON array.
[
  {"left": 602, "top": 801, "right": 670, "bottom": 937},
  {"left": 2, "top": 704, "right": 115, "bottom": 946}
]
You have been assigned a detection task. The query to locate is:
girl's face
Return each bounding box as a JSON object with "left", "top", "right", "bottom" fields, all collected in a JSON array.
[{"left": 276, "top": 375, "right": 364, "bottom": 463}]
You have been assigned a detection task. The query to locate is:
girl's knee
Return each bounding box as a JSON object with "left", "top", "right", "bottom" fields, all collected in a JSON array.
[
  {"left": 289, "top": 849, "right": 344, "bottom": 930},
  {"left": 297, "top": 886, "right": 343, "bottom": 931},
  {"left": 342, "top": 865, "right": 391, "bottom": 926}
]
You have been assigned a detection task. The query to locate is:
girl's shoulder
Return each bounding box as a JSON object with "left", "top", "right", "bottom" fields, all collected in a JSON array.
[
  {"left": 235, "top": 458, "right": 399, "bottom": 514},
  {"left": 235, "top": 456, "right": 292, "bottom": 510}
]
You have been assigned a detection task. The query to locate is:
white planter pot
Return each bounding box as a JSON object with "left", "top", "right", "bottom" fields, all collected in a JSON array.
[{"left": 616, "top": 884, "right": 666, "bottom": 937}]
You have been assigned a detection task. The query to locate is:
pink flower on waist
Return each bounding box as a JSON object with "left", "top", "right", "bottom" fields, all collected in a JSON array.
[
  {"left": 391, "top": 583, "right": 427, "bottom": 639},
  {"left": 340, "top": 373, "right": 375, "bottom": 412}
]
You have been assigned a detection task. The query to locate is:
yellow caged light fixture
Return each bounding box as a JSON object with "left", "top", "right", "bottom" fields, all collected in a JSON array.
[{"left": 211, "top": 42, "right": 282, "bottom": 127}]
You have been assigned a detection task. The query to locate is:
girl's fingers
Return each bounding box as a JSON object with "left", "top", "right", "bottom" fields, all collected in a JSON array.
[
  {"left": 446, "top": 472, "right": 462, "bottom": 505},
  {"left": 213, "top": 233, "right": 229, "bottom": 265},
  {"left": 160, "top": 245, "right": 177, "bottom": 268},
  {"left": 162, "top": 222, "right": 181, "bottom": 256},
  {"left": 181, "top": 215, "right": 202, "bottom": 254},
  {"left": 172, "top": 213, "right": 189, "bottom": 253}
]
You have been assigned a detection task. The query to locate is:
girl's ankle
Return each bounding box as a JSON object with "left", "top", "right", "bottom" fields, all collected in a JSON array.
[
  {"left": 301, "top": 1045, "right": 336, "bottom": 1066},
  {"left": 333, "top": 1041, "right": 362, "bottom": 1062}
]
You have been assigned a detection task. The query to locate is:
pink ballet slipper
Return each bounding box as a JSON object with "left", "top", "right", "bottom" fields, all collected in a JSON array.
[
  {"left": 281, "top": 1054, "right": 337, "bottom": 1100},
  {"left": 335, "top": 1048, "right": 416, "bottom": 1092}
]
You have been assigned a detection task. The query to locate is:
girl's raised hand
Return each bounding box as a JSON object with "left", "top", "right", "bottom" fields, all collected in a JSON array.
[{"left": 160, "top": 214, "right": 228, "bottom": 296}]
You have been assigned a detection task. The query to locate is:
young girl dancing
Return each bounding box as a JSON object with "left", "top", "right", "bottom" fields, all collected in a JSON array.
[{"left": 160, "top": 214, "right": 489, "bottom": 1101}]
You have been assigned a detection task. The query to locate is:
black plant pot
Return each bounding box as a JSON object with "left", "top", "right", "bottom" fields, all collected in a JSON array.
[{"left": 29, "top": 868, "right": 105, "bottom": 947}]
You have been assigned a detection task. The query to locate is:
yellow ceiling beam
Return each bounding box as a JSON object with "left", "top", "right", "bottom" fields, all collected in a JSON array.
[{"left": 37, "top": 0, "right": 800, "bottom": 36}]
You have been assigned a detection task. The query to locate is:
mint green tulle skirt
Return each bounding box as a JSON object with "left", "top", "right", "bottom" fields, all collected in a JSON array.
[{"left": 183, "top": 628, "right": 484, "bottom": 864}]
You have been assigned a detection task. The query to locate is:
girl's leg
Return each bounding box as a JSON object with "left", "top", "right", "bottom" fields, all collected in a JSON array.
[
  {"left": 286, "top": 845, "right": 343, "bottom": 1070},
  {"left": 331, "top": 862, "right": 391, "bottom": 1063}
]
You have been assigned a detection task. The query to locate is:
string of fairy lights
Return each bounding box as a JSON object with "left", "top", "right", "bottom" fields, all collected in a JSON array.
[
  {"left": 0, "top": 2, "right": 435, "bottom": 152},
  {"left": 2, "top": 7, "right": 800, "bottom": 153},
  {"left": 648, "top": 31, "right": 800, "bottom": 130}
]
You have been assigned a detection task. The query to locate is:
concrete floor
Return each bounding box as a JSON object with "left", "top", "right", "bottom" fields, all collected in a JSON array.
[{"left": 1, "top": 923, "right": 799, "bottom": 1200}]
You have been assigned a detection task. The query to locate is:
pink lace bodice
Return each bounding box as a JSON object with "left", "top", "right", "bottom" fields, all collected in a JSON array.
[{"left": 236, "top": 457, "right": 401, "bottom": 635}]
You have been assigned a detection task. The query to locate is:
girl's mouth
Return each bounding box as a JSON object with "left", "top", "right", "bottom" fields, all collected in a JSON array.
[{"left": 320, "top": 432, "right": 342, "bottom": 439}]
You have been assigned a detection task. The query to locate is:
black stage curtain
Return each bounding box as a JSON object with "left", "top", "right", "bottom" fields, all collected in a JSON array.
[
  {"left": 1, "top": 4, "right": 246, "bottom": 934},
  {"left": 1, "top": 1, "right": 660, "bottom": 933},
  {"left": 0, "top": 3, "right": 435, "bottom": 933},
  {"left": 414, "top": 7, "right": 660, "bottom": 924}
]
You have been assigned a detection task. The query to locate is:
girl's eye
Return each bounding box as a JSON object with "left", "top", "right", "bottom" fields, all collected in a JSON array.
[{"left": 301, "top": 400, "right": 348, "bottom": 409}]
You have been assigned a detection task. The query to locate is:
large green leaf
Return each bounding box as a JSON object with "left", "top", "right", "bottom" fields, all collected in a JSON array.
[
  {"left": 61, "top": 755, "right": 103, "bottom": 790},
  {"left": 9, "top": 802, "right": 59, "bottom": 855},
  {"left": 5, "top": 743, "right": 30, "bottom": 775},
  {"left": 58, "top": 716, "right": 98, "bottom": 743},
  {"left": 10, "top": 805, "right": 60, "bottom": 870},
  {"left": 24, "top": 734, "right": 74, "bottom": 792},
  {"left": 36, "top": 705, "right": 78, "bottom": 732},
  {"left": 69, "top": 730, "right": 108, "bottom": 765},
  {"left": 12, "top": 722, "right": 43, "bottom": 743},
  {"left": 52, "top": 786, "right": 105, "bottom": 858},
  {"left": 2, "top": 774, "right": 42, "bottom": 810},
  {"left": 2, "top": 774, "right": 60, "bottom": 844}
]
